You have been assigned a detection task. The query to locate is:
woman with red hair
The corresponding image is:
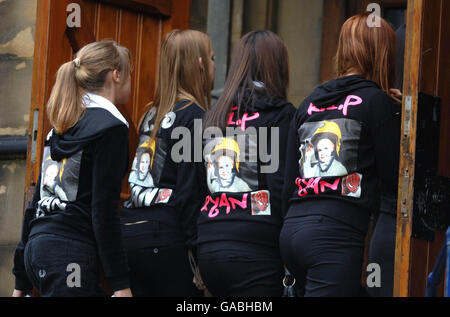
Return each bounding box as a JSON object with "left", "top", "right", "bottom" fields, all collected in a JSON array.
[{"left": 280, "top": 13, "right": 401, "bottom": 297}]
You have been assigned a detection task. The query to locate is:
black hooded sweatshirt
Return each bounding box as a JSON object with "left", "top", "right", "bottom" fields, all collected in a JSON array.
[
  {"left": 282, "top": 75, "right": 401, "bottom": 232},
  {"left": 13, "top": 93, "right": 130, "bottom": 292},
  {"left": 197, "top": 91, "right": 296, "bottom": 255},
  {"left": 120, "top": 100, "right": 205, "bottom": 252}
]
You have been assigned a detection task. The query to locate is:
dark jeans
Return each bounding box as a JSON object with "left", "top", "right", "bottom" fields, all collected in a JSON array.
[
  {"left": 280, "top": 215, "right": 366, "bottom": 297},
  {"left": 198, "top": 249, "right": 284, "bottom": 297},
  {"left": 368, "top": 212, "right": 396, "bottom": 297},
  {"left": 24, "top": 233, "right": 106, "bottom": 297},
  {"left": 125, "top": 244, "right": 202, "bottom": 297}
]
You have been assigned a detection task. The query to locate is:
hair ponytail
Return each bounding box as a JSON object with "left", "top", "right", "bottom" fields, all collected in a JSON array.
[{"left": 47, "top": 61, "right": 83, "bottom": 134}]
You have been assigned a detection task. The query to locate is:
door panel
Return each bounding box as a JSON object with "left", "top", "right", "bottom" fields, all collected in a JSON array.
[
  {"left": 98, "top": 0, "right": 172, "bottom": 17},
  {"left": 25, "top": 0, "right": 190, "bottom": 202},
  {"left": 403, "top": 0, "right": 449, "bottom": 297}
]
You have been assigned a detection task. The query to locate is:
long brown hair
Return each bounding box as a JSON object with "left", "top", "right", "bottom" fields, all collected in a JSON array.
[
  {"left": 47, "top": 40, "right": 131, "bottom": 134},
  {"left": 150, "top": 29, "right": 213, "bottom": 140},
  {"left": 204, "top": 30, "right": 289, "bottom": 130},
  {"left": 336, "top": 13, "right": 396, "bottom": 96}
]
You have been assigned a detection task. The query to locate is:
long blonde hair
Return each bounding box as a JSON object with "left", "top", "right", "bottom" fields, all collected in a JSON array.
[
  {"left": 47, "top": 40, "right": 132, "bottom": 134},
  {"left": 151, "top": 29, "right": 212, "bottom": 139},
  {"left": 336, "top": 13, "right": 396, "bottom": 97}
]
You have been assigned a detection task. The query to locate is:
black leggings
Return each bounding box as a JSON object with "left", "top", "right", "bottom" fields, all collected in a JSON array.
[
  {"left": 198, "top": 249, "right": 284, "bottom": 297},
  {"left": 368, "top": 212, "right": 396, "bottom": 297},
  {"left": 125, "top": 244, "right": 202, "bottom": 297},
  {"left": 24, "top": 233, "right": 106, "bottom": 297},
  {"left": 280, "top": 215, "right": 367, "bottom": 297}
]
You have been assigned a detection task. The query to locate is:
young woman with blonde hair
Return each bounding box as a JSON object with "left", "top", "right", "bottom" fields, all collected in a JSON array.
[
  {"left": 120, "top": 29, "right": 215, "bottom": 297},
  {"left": 13, "top": 40, "right": 133, "bottom": 297},
  {"left": 280, "top": 13, "right": 401, "bottom": 296}
]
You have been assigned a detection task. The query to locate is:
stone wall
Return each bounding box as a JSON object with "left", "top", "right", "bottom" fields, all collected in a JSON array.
[{"left": 0, "top": 0, "right": 36, "bottom": 296}]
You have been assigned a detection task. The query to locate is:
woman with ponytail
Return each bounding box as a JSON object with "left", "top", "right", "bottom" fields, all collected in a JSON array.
[
  {"left": 12, "top": 40, "right": 133, "bottom": 297},
  {"left": 119, "top": 29, "right": 215, "bottom": 297}
]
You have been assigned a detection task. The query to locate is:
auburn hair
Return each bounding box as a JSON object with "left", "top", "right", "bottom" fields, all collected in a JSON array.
[
  {"left": 150, "top": 29, "right": 213, "bottom": 140},
  {"left": 203, "top": 30, "right": 289, "bottom": 130},
  {"left": 47, "top": 40, "right": 132, "bottom": 134},
  {"left": 336, "top": 13, "right": 397, "bottom": 96}
]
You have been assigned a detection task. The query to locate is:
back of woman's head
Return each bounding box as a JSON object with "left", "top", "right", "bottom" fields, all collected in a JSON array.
[
  {"left": 336, "top": 13, "right": 396, "bottom": 95},
  {"left": 151, "top": 29, "right": 212, "bottom": 139},
  {"left": 47, "top": 40, "right": 131, "bottom": 134},
  {"left": 204, "top": 30, "right": 289, "bottom": 130}
]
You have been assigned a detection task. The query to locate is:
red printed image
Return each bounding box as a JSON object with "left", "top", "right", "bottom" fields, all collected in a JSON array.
[
  {"left": 155, "top": 188, "right": 173, "bottom": 204},
  {"left": 251, "top": 190, "right": 271, "bottom": 216},
  {"left": 341, "top": 173, "right": 362, "bottom": 198}
]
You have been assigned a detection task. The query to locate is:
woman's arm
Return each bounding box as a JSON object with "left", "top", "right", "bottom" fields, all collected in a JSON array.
[
  {"left": 174, "top": 114, "right": 206, "bottom": 252},
  {"left": 264, "top": 105, "right": 296, "bottom": 220},
  {"left": 12, "top": 174, "right": 42, "bottom": 295},
  {"left": 368, "top": 91, "right": 402, "bottom": 198},
  {"left": 281, "top": 111, "right": 302, "bottom": 218},
  {"left": 90, "top": 125, "right": 131, "bottom": 295}
]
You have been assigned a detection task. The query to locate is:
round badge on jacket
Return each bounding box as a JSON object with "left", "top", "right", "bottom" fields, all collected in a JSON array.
[{"left": 161, "top": 112, "right": 176, "bottom": 129}]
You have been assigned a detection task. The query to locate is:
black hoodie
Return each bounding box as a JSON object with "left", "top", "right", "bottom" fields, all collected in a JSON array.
[
  {"left": 13, "top": 93, "right": 130, "bottom": 292},
  {"left": 282, "top": 75, "right": 401, "bottom": 232},
  {"left": 197, "top": 91, "right": 296, "bottom": 254},
  {"left": 120, "top": 100, "right": 205, "bottom": 252}
]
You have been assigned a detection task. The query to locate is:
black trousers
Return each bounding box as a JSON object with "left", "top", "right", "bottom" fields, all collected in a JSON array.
[
  {"left": 24, "top": 233, "right": 106, "bottom": 297},
  {"left": 368, "top": 212, "right": 396, "bottom": 297},
  {"left": 125, "top": 243, "right": 201, "bottom": 297},
  {"left": 197, "top": 249, "right": 284, "bottom": 297},
  {"left": 280, "top": 215, "right": 367, "bottom": 297}
]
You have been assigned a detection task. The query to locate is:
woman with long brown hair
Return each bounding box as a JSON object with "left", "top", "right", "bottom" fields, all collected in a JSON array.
[
  {"left": 280, "top": 13, "right": 401, "bottom": 296},
  {"left": 119, "top": 29, "right": 215, "bottom": 297},
  {"left": 12, "top": 40, "right": 133, "bottom": 297},
  {"left": 196, "top": 30, "right": 295, "bottom": 296}
]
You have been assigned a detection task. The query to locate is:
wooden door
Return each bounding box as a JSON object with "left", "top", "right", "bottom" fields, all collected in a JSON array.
[
  {"left": 394, "top": 0, "right": 450, "bottom": 297},
  {"left": 24, "top": 0, "right": 191, "bottom": 203}
]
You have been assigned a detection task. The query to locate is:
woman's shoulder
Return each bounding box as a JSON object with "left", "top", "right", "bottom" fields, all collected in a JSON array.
[
  {"left": 174, "top": 100, "right": 205, "bottom": 114},
  {"left": 172, "top": 100, "right": 205, "bottom": 126}
]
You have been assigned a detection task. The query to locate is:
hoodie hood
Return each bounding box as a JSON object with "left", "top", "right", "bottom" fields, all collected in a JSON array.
[
  {"left": 310, "top": 75, "right": 379, "bottom": 107},
  {"left": 49, "top": 93, "right": 128, "bottom": 161},
  {"left": 235, "top": 81, "right": 290, "bottom": 112}
]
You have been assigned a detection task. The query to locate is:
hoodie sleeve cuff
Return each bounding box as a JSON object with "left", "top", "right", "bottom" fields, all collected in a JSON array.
[
  {"left": 15, "top": 276, "right": 33, "bottom": 292},
  {"left": 108, "top": 275, "right": 130, "bottom": 292}
]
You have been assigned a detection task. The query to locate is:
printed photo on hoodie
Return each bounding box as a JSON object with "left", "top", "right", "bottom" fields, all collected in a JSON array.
[
  {"left": 40, "top": 146, "right": 82, "bottom": 203},
  {"left": 129, "top": 137, "right": 156, "bottom": 188},
  {"left": 204, "top": 136, "right": 258, "bottom": 194},
  {"left": 251, "top": 190, "right": 271, "bottom": 216},
  {"left": 129, "top": 107, "right": 168, "bottom": 189},
  {"left": 127, "top": 106, "right": 174, "bottom": 208},
  {"left": 298, "top": 119, "right": 362, "bottom": 179}
]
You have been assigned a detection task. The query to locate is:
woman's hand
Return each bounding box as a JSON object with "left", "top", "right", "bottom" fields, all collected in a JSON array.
[
  {"left": 12, "top": 289, "right": 26, "bottom": 297},
  {"left": 389, "top": 88, "right": 402, "bottom": 97},
  {"left": 113, "top": 288, "right": 133, "bottom": 297}
]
